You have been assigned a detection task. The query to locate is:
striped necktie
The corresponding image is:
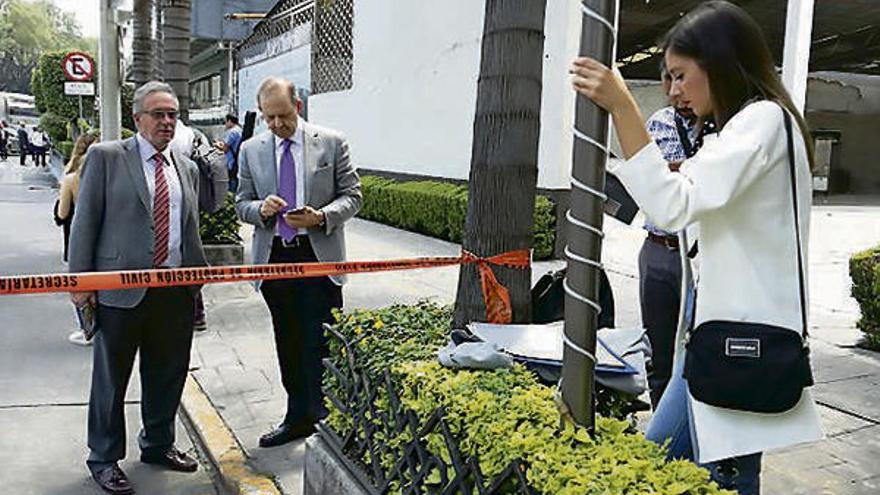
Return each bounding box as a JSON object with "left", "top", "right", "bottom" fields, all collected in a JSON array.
[{"left": 152, "top": 153, "right": 170, "bottom": 267}]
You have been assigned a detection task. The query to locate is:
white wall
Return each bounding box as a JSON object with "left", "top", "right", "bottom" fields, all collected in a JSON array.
[
  {"left": 309, "top": 0, "right": 591, "bottom": 190},
  {"left": 309, "top": 0, "right": 484, "bottom": 182},
  {"left": 238, "top": 45, "right": 312, "bottom": 134}
]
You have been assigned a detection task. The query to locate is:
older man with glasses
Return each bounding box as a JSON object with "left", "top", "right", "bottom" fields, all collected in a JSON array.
[{"left": 68, "top": 81, "right": 208, "bottom": 495}]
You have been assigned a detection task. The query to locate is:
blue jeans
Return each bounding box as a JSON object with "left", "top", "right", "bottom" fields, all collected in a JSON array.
[{"left": 645, "top": 356, "right": 763, "bottom": 494}]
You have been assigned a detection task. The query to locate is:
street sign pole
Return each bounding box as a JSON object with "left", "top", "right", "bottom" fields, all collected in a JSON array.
[{"left": 98, "top": 0, "right": 121, "bottom": 141}]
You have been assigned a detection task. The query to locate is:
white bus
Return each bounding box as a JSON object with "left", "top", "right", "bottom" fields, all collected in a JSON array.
[{"left": 0, "top": 92, "right": 40, "bottom": 154}]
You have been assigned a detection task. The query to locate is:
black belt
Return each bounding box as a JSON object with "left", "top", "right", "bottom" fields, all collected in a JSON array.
[
  {"left": 647, "top": 232, "right": 680, "bottom": 250},
  {"left": 273, "top": 235, "right": 311, "bottom": 249}
]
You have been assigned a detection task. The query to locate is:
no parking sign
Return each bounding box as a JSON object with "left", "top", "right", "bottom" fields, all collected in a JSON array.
[{"left": 61, "top": 52, "right": 94, "bottom": 82}]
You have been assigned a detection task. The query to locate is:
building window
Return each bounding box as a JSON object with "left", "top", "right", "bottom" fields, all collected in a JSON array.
[
  {"left": 190, "top": 74, "right": 223, "bottom": 109},
  {"left": 311, "top": 0, "right": 353, "bottom": 94}
]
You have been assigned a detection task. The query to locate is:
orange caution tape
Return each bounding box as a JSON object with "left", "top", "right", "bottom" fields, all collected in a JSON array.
[{"left": 0, "top": 250, "right": 530, "bottom": 323}]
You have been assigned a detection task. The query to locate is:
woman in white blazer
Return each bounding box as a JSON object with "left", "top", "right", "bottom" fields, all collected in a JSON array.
[{"left": 570, "top": 2, "right": 823, "bottom": 494}]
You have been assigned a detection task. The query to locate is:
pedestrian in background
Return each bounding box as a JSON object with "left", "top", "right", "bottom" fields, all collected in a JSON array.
[
  {"left": 56, "top": 132, "right": 99, "bottom": 346},
  {"left": 30, "top": 126, "right": 49, "bottom": 167},
  {"left": 0, "top": 120, "right": 8, "bottom": 161},
  {"left": 69, "top": 81, "right": 207, "bottom": 495},
  {"left": 571, "top": 1, "right": 823, "bottom": 493},
  {"left": 16, "top": 121, "right": 29, "bottom": 166},
  {"left": 214, "top": 113, "right": 242, "bottom": 192},
  {"left": 236, "top": 77, "right": 362, "bottom": 447}
]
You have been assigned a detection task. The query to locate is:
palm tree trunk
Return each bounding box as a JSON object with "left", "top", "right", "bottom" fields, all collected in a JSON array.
[
  {"left": 452, "top": 0, "right": 547, "bottom": 328},
  {"left": 131, "top": 0, "right": 154, "bottom": 88},
  {"left": 161, "top": 0, "right": 191, "bottom": 120}
]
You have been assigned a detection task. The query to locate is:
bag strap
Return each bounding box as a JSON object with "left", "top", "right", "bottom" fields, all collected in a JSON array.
[
  {"left": 782, "top": 109, "right": 809, "bottom": 339},
  {"left": 674, "top": 114, "right": 695, "bottom": 158}
]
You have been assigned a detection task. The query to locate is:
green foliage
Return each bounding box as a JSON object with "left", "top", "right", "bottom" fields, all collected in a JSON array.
[
  {"left": 55, "top": 140, "right": 73, "bottom": 161},
  {"left": 199, "top": 192, "right": 242, "bottom": 245},
  {"left": 324, "top": 303, "right": 731, "bottom": 495},
  {"left": 31, "top": 50, "right": 98, "bottom": 124},
  {"left": 38, "top": 112, "right": 69, "bottom": 144},
  {"left": 358, "top": 176, "right": 556, "bottom": 260},
  {"left": 850, "top": 246, "right": 880, "bottom": 350},
  {"left": 121, "top": 83, "right": 135, "bottom": 132},
  {"left": 0, "top": 0, "right": 95, "bottom": 93}
]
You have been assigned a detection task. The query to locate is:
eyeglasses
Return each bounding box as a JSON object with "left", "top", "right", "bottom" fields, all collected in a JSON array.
[{"left": 143, "top": 110, "right": 179, "bottom": 120}]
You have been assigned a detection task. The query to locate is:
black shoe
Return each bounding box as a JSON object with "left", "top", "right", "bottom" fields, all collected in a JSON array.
[
  {"left": 140, "top": 446, "right": 198, "bottom": 472},
  {"left": 258, "top": 420, "right": 316, "bottom": 448},
  {"left": 91, "top": 464, "right": 135, "bottom": 495}
]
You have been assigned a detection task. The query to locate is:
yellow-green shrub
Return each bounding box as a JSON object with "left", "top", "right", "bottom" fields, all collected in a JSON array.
[
  {"left": 323, "top": 302, "right": 732, "bottom": 494},
  {"left": 850, "top": 246, "right": 880, "bottom": 349}
]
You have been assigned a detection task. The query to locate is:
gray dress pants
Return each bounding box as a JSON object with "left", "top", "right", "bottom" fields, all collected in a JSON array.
[{"left": 86, "top": 287, "right": 194, "bottom": 470}]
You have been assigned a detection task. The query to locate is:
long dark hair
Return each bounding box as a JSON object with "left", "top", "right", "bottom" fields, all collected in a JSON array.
[{"left": 663, "top": 1, "right": 815, "bottom": 169}]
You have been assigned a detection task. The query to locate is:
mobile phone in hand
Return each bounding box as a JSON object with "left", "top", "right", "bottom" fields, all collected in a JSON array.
[
  {"left": 76, "top": 303, "right": 97, "bottom": 341},
  {"left": 284, "top": 207, "right": 308, "bottom": 217}
]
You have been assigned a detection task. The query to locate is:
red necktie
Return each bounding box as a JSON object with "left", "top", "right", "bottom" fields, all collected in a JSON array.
[{"left": 152, "top": 153, "right": 170, "bottom": 267}]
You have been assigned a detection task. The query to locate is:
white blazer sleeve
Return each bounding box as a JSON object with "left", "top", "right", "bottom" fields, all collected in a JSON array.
[{"left": 609, "top": 101, "right": 787, "bottom": 232}]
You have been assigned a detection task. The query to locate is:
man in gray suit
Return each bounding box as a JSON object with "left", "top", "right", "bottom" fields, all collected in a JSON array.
[
  {"left": 236, "top": 77, "right": 361, "bottom": 447},
  {"left": 69, "top": 81, "right": 206, "bottom": 495}
]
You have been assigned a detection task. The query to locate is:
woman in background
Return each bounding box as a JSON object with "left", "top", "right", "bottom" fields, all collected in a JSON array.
[{"left": 57, "top": 132, "right": 98, "bottom": 346}]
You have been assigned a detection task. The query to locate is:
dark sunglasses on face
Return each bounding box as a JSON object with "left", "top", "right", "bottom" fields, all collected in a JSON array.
[{"left": 143, "top": 109, "right": 179, "bottom": 120}]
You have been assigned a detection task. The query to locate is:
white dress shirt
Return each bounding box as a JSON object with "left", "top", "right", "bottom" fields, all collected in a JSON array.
[
  {"left": 273, "top": 123, "right": 306, "bottom": 237},
  {"left": 137, "top": 133, "right": 183, "bottom": 267}
]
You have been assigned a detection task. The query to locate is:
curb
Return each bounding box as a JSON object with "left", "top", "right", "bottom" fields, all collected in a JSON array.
[{"left": 180, "top": 374, "right": 282, "bottom": 495}]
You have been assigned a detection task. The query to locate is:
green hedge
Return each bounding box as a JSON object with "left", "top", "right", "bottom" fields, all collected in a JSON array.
[
  {"left": 358, "top": 176, "right": 556, "bottom": 260},
  {"left": 199, "top": 193, "right": 242, "bottom": 245},
  {"left": 324, "top": 302, "right": 731, "bottom": 495},
  {"left": 849, "top": 246, "right": 880, "bottom": 350},
  {"left": 56, "top": 141, "right": 74, "bottom": 162}
]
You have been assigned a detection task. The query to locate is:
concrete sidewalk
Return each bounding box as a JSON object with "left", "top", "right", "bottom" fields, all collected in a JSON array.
[{"left": 186, "top": 207, "right": 880, "bottom": 494}]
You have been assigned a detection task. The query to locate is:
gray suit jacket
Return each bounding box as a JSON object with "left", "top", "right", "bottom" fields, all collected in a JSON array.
[
  {"left": 235, "top": 122, "right": 362, "bottom": 286},
  {"left": 69, "top": 136, "right": 208, "bottom": 308}
]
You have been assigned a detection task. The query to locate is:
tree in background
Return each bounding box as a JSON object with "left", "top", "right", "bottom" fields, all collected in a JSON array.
[
  {"left": 452, "top": 0, "right": 547, "bottom": 328},
  {"left": 0, "top": 0, "right": 95, "bottom": 93},
  {"left": 131, "top": 0, "right": 164, "bottom": 87},
  {"left": 161, "top": 0, "right": 191, "bottom": 121}
]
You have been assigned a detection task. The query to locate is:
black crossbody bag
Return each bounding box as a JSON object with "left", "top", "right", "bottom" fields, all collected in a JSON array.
[{"left": 682, "top": 109, "right": 814, "bottom": 414}]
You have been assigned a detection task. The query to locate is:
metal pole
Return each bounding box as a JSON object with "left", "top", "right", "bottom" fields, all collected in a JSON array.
[
  {"left": 781, "top": 0, "right": 815, "bottom": 113},
  {"left": 98, "top": 0, "right": 121, "bottom": 141},
  {"left": 78, "top": 95, "right": 83, "bottom": 122},
  {"left": 560, "top": 0, "right": 619, "bottom": 431},
  {"left": 227, "top": 42, "right": 236, "bottom": 115}
]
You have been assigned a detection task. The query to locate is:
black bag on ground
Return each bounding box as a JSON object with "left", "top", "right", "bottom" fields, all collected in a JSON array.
[
  {"left": 683, "top": 108, "right": 814, "bottom": 414},
  {"left": 531, "top": 267, "right": 615, "bottom": 329}
]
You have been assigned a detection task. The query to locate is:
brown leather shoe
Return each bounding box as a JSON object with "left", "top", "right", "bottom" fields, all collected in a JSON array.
[
  {"left": 91, "top": 464, "right": 135, "bottom": 495},
  {"left": 140, "top": 446, "right": 198, "bottom": 472}
]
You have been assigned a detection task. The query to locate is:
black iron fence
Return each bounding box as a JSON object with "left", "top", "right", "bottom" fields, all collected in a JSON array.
[{"left": 320, "top": 324, "right": 536, "bottom": 495}]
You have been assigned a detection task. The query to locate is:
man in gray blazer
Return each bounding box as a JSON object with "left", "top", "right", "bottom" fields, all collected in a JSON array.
[
  {"left": 236, "top": 77, "right": 361, "bottom": 447},
  {"left": 69, "top": 81, "right": 207, "bottom": 495}
]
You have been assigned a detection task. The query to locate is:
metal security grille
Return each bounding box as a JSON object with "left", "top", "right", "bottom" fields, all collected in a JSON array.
[
  {"left": 236, "top": 0, "right": 314, "bottom": 66},
  {"left": 321, "top": 324, "right": 534, "bottom": 494},
  {"left": 311, "top": 0, "right": 354, "bottom": 94}
]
